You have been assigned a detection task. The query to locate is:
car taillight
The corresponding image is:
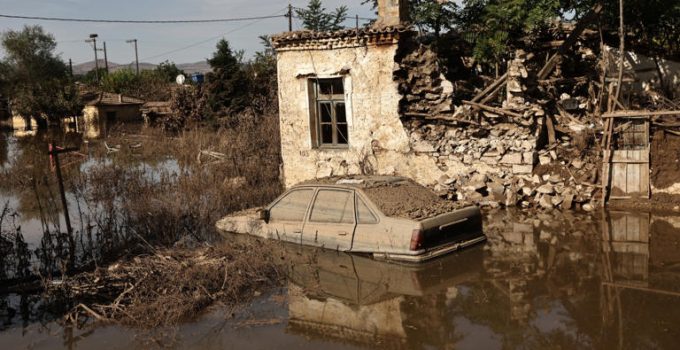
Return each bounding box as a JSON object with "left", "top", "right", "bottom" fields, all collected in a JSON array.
[{"left": 410, "top": 229, "right": 424, "bottom": 251}]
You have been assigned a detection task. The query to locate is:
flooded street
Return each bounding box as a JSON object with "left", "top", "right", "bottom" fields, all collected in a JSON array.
[{"left": 1, "top": 130, "right": 680, "bottom": 349}]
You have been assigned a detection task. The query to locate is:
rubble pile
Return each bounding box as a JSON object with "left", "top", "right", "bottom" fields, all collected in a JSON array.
[
  {"left": 394, "top": 42, "right": 455, "bottom": 118},
  {"left": 392, "top": 23, "right": 611, "bottom": 211}
]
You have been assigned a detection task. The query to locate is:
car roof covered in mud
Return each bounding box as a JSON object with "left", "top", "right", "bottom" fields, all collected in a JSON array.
[
  {"left": 293, "top": 176, "right": 466, "bottom": 220},
  {"left": 295, "top": 176, "right": 411, "bottom": 189}
]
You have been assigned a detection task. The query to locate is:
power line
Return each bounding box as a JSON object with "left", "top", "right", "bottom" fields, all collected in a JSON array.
[
  {"left": 0, "top": 13, "right": 286, "bottom": 24},
  {"left": 139, "top": 8, "right": 288, "bottom": 61}
]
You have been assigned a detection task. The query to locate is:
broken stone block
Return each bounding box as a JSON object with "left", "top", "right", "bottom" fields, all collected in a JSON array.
[
  {"left": 424, "top": 93, "right": 440, "bottom": 101},
  {"left": 551, "top": 195, "right": 564, "bottom": 207},
  {"left": 488, "top": 183, "right": 505, "bottom": 201},
  {"left": 539, "top": 195, "right": 554, "bottom": 209},
  {"left": 539, "top": 155, "right": 551, "bottom": 165},
  {"left": 481, "top": 156, "right": 498, "bottom": 164},
  {"left": 548, "top": 174, "right": 561, "bottom": 183},
  {"left": 512, "top": 164, "right": 533, "bottom": 174},
  {"left": 536, "top": 184, "right": 555, "bottom": 194},
  {"left": 505, "top": 190, "right": 518, "bottom": 207},
  {"left": 582, "top": 203, "right": 595, "bottom": 212},
  {"left": 521, "top": 140, "right": 535, "bottom": 151},
  {"left": 572, "top": 159, "right": 584, "bottom": 169},
  {"left": 521, "top": 186, "right": 534, "bottom": 196},
  {"left": 468, "top": 191, "right": 484, "bottom": 201},
  {"left": 501, "top": 152, "right": 523, "bottom": 165}
]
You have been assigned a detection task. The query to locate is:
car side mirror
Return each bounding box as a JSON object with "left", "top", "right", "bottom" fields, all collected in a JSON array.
[{"left": 259, "top": 209, "right": 270, "bottom": 223}]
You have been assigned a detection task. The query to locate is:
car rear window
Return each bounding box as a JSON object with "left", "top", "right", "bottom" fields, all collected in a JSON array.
[
  {"left": 362, "top": 180, "right": 463, "bottom": 220},
  {"left": 356, "top": 197, "right": 378, "bottom": 224}
]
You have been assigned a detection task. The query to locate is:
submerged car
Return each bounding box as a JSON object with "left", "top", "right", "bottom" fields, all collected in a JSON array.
[{"left": 216, "top": 176, "right": 485, "bottom": 263}]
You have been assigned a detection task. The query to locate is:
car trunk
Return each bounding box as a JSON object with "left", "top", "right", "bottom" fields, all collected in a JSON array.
[{"left": 414, "top": 206, "right": 483, "bottom": 251}]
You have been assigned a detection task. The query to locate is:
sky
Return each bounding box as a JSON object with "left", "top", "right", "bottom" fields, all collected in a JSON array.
[{"left": 0, "top": 0, "right": 376, "bottom": 65}]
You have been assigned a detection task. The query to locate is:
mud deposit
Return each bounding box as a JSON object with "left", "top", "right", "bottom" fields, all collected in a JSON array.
[
  {"left": 3, "top": 209, "right": 680, "bottom": 349},
  {"left": 363, "top": 180, "right": 463, "bottom": 220},
  {"left": 651, "top": 130, "right": 680, "bottom": 189}
]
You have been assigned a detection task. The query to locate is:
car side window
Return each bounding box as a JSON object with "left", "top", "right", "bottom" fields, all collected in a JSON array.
[
  {"left": 356, "top": 196, "right": 378, "bottom": 224},
  {"left": 269, "top": 189, "right": 314, "bottom": 222},
  {"left": 309, "top": 189, "right": 354, "bottom": 224}
]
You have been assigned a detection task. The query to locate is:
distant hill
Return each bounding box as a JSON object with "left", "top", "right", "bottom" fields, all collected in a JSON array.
[{"left": 72, "top": 60, "right": 211, "bottom": 75}]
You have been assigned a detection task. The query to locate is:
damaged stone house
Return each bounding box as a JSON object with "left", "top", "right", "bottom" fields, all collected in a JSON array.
[{"left": 271, "top": 0, "right": 680, "bottom": 210}]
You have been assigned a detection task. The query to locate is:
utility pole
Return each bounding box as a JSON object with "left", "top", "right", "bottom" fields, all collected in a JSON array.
[
  {"left": 86, "top": 33, "right": 99, "bottom": 83},
  {"left": 287, "top": 3, "right": 293, "bottom": 31},
  {"left": 68, "top": 58, "right": 73, "bottom": 77},
  {"left": 103, "top": 41, "right": 109, "bottom": 74},
  {"left": 126, "top": 39, "right": 139, "bottom": 75}
]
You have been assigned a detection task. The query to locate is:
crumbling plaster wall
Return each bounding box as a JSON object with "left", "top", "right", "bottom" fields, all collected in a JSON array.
[{"left": 277, "top": 42, "right": 461, "bottom": 188}]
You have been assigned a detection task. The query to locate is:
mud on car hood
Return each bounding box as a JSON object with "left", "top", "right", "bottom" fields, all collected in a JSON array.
[{"left": 215, "top": 209, "right": 264, "bottom": 235}]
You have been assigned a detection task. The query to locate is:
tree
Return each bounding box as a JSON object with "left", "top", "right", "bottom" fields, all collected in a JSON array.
[
  {"left": 458, "top": 0, "right": 562, "bottom": 63},
  {"left": 0, "top": 25, "right": 81, "bottom": 123},
  {"left": 154, "top": 60, "right": 185, "bottom": 83},
  {"left": 296, "top": 0, "right": 348, "bottom": 31},
  {"left": 204, "top": 39, "right": 251, "bottom": 116},
  {"left": 245, "top": 36, "right": 279, "bottom": 115},
  {"left": 410, "top": 0, "right": 459, "bottom": 37}
]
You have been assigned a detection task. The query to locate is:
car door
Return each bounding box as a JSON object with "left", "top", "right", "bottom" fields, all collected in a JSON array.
[
  {"left": 302, "top": 188, "right": 356, "bottom": 251},
  {"left": 267, "top": 188, "right": 315, "bottom": 244},
  {"left": 349, "top": 192, "right": 385, "bottom": 253}
]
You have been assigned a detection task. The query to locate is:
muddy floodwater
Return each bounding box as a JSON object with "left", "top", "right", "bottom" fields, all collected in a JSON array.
[{"left": 2, "top": 130, "right": 680, "bottom": 349}]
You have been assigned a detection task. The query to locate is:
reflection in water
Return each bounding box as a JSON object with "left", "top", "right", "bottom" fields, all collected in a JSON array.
[
  {"left": 0, "top": 134, "right": 7, "bottom": 167},
  {"left": 283, "top": 209, "right": 680, "bottom": 349},
  {"left": 0, "top": 126, "right": 183, "bottom": 286},
  {"left": 286, "top": 246, "right": 483, "bottom": 349}
]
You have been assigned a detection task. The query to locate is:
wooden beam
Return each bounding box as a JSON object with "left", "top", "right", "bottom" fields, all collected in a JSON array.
[
  {"left": 402, "top": 112, "right": 481, "bottom": 125},
  {"left": 462, "top": 100, "right": 524, "bottom": 119},
  {"left": 546, "top": 115, "right": 557, "bottom": 144},
  {"left": 602, "top": 110, "right": 680, "bottom": 118},
  {"left": 602, "top": 281, "right": 680, "bottom": 298},
  {"left": 538, "top": 54, "right": 562, "bottom": 80},
  {"left": 471, "top": 73, "right": 508, "bottom": 103}
]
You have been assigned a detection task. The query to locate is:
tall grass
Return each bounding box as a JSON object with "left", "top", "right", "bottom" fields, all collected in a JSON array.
[{"left": 78, "top": 114, "right": 283, "bottom": 247}]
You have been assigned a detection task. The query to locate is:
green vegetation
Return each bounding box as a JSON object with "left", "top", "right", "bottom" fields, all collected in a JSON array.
[
  {"left": 162, "top": 37, "right": 278, "bottom": 130},
  {"left": 0, "top": 25, "right": 82, "bottom": 123},
  {"left": 296, "top": 0, "right": 348, "bottom": 31},
  {"left": 361, "top": 0, "right": 680, "bottom": 65},
  {"left": 204, "top": 39, "right": 251, "bottom": 117},
  {"left": 80, "top": 60, "right": 185, "bottom": 102}
]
